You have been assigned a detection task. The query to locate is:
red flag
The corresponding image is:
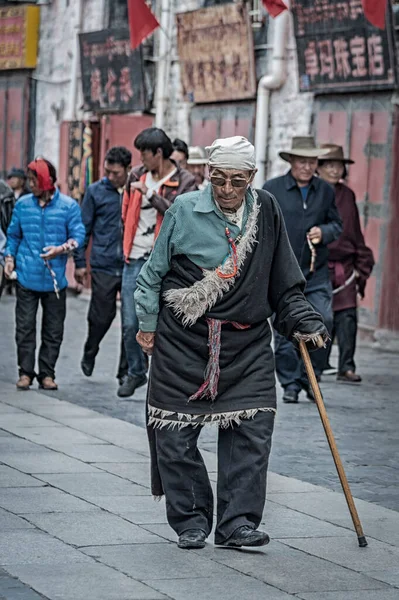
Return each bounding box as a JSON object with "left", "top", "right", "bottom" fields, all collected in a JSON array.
[
  {"left": 362, "top": 0, "right": 386, "bottom": 29},
  {"left": 127, "top": 0, "right": 160, "bottom": 50},
  {"left": 262, "top": 0, "right": 288, "bottom": 18}
]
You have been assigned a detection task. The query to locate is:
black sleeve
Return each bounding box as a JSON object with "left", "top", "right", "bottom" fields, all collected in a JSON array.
[{"left": 266, "top": 193, "right": 328, "bottom": 344}]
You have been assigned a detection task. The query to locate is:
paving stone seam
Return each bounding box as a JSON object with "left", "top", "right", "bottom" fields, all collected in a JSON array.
[
  {"left": 0, "top": 515, "right": 176, "bottom": 599},
  {"left": 0, "top": 567, "right": 52, "bottom": 600},
  {"left": 195, "top": 547, "right": 395, "bottom": 596},
  {"left": 276, "top": 540, "right": 399, "bottom": 590},
  {"left": 266, "top": 499, "right": 399, "bottom": 550}
]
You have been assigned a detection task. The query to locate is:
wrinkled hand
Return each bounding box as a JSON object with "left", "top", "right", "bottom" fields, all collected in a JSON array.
[
  {"left": 4, "top": 257, "right": 15, "bottom": 279},
  {"left": 308, "top": 226, "right": 322, "bottom": 244},
  {"left": 131, "top": 181, "right": 148, "bottom": 196},
  {"left": 136, "top": 331, "right": 155, "bottom": 355},
  {"left": 40, "top": 246, "right": 63, "bottom": 260},
  {"left": 75, "top": 267, "right": 87, "bottom": 285}
]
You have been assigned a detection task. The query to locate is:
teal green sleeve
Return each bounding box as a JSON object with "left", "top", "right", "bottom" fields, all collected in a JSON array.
[{"left": 134, "top": 209, "right": 177, "bottom": 332}]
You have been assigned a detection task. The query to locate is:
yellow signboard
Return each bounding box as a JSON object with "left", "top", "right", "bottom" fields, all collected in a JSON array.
[{"left": 0, "top": 5, "right": 40, "bottom": 70}]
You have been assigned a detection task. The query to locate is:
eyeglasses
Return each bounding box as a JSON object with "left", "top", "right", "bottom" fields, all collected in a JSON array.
[{"left": 210, "top": 174, "right": 252, "bottom": 188}]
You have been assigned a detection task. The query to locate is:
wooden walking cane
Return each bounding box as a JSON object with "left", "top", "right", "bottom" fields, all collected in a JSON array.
[{"left": 299, "top": 339, "right": 368, "bottom": 548}]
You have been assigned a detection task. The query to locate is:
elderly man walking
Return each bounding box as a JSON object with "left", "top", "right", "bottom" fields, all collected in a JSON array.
[
  {"left": 134, "top": 136, "right": 327, "bottom": 550},
  {"left": 263, "top": 137, "right": 342, "bottom": 404}
]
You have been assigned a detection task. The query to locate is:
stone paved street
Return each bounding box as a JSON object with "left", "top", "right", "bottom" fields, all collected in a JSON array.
[
  {"left": 1, "top": 294, "right": 399, "bottom": 511},
  {"left": 0, "top": 369, "right": 399, "bottom": 598}
]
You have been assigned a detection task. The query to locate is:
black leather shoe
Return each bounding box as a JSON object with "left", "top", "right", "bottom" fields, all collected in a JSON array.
[
  {"left": 217, "top": 526, "right": 270, "bottom": 548},
  {"left": 117, "top": 374, "right": 147, "bottom": 398},
  {"left": 283, "top": 389, "right": 299, "bottom": 403},
  {"left": 81, "top": 355, "right": 95, "bottom": 377},
  {"left": 177, "top": 529, "right": 207, "bottom": 549}
]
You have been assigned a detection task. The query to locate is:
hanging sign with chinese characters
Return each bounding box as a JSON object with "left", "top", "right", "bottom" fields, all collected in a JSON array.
[
  {"left": 176, "top": 3, "right": 256, "bottom": 103},
  {"left": 291, "top": 0, "right": 396, "bottom": 93},
  {"left": 79, "top": 29, "right": 146, "bottom": 113},
  {"left": 0, "top": 5, "right": 40, "bottom": 70}
]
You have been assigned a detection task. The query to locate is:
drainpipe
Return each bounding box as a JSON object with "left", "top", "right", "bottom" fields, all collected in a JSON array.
[
  {"left": 155, "top": 0, "right": 171, "bottom": 129},
  {"left": 253, "top": 5, "right": 290, "bottom": 188},
  {"left": 66, "top": 0, "right": 83, "bottom": 121}
]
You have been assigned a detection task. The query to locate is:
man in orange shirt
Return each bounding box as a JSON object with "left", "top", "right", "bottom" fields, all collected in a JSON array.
[{"left": 119, "top": 128, "right": 196, "bottom": 398}]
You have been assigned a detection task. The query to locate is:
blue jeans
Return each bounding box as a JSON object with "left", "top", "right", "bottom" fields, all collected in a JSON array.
[
  {"left": 274, "top": 282, "right": 333, "bottom": 391},
  {"left": 121, "top": 258, "right": 147, "bottom": 378}
]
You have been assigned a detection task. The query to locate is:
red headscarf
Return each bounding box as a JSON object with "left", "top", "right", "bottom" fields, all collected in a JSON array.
[{"left": 27, "top": 159, "right": 55, "bottom": 193}]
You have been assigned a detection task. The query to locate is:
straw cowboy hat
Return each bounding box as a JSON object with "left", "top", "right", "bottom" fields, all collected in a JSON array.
[
  {"left": 319, "top": 144, "right": 355, "bottom": 164},
  {"left": 187, "top": 146, "right": 208, "bottom": 165},
  {"left": 279, "top": 136, "right": 330, "bottom": 162}
]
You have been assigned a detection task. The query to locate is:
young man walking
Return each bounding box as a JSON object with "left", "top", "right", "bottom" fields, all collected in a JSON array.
[
  {"left": 119, "top": 127, "right": 196, "bottom": 398},
  {"left": 74, "top": 147, "right": 131, "bottom": 386},
  {"left": 4, "top": 158, "right": 85, "bottom": 390}
]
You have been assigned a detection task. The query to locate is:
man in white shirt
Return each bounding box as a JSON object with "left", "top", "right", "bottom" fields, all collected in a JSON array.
[{"left": 119, "top": 128, "right": 196, "bottom": 397}]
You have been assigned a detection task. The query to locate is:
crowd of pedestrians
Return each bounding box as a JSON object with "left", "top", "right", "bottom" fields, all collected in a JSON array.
[{"left": 0, "top": 127, "right": 373, "bottom": 399}]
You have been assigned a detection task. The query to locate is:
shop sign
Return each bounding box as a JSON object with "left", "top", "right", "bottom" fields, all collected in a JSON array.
[
  {"left": 291, "top": 0, "right": 396, "bottom": 93},
  {"left": 176, "top": 3, "right": 256, "bottom": 103},
  {"left": 79, "top": 28, "right": 146, "bottom": 113},
  {"left": 0, "top": 5, "right": 40, "bottom": 70}
]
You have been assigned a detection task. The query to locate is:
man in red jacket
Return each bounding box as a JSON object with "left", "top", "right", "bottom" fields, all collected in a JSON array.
[{"left": 118, "top": 128, "right": 196, "bottom": 398}]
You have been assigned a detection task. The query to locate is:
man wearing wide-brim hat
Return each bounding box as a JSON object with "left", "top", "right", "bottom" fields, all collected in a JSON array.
[{"left": 263, "top": 136, "right": 342, "bottom": 404}]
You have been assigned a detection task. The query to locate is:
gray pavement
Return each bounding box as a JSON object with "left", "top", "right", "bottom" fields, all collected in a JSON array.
[
  {"left": 1, "top": 292, "right": 399, "bottom": 598},
  {"left": 0, "top": 380, "right": 399, "bottom": 599},
  {"left": 1, "top": 294, "right": 399, "bottom": 510}
]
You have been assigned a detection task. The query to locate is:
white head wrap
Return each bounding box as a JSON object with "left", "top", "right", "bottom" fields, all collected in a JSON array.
[{"left": 206, "top": 136, "right": 256, "bottom": 171}]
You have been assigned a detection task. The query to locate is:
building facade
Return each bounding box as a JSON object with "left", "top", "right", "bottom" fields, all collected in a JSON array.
[{"left": 0, "top": 0, "right": 398, "bottom": 342}]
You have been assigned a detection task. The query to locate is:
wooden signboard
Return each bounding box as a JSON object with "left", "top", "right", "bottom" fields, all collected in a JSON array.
[{"left": 176, "top": 3, "right": 256, "bottom": 104}]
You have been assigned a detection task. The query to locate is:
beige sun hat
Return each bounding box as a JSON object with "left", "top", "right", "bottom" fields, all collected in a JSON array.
[
  {"left": 187, "top": 146, "right": 208, "bottom": 165},
  {"left": 279, "top": 136, "right": 331, "bottom": 162}
]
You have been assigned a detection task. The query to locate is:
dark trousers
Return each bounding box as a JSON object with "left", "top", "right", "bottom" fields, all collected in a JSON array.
[
  {"left": 84, "top": 271, "right": 127, "bottom": 379},
  {"left": 121, "top": 259, "right": 147, "bottom": 378},
  {"left": 155, "top": 411, "right": 275, "bottom": 543},
  {"left": 327, "top": 307, "right": 357, "bottom": 373},
  {"left": 274, "top": 283, "right": 333, "bottom": 391},
  {"left": 15, "top": 283, "right": 66, "bottom": 381}
]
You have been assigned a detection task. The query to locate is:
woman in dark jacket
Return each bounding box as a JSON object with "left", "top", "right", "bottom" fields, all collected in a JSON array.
[{"left": 318, "top": 144, "right": 374, "bottom": 384}]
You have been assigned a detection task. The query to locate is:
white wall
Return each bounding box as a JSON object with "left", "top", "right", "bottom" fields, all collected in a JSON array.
[
  {"left": 33, "top": 0, "right": 105, "bottom": 168},
  {"left": 161, "top": 0, "right": 198, "bottom": 142},
  {"left": 266, "top": 16, "right": 313, "bottom": 179}
]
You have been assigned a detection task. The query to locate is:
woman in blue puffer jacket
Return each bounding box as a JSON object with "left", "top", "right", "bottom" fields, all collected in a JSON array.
[{"left": 4, "top": 158, "right": 85, "bottom": 391}]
